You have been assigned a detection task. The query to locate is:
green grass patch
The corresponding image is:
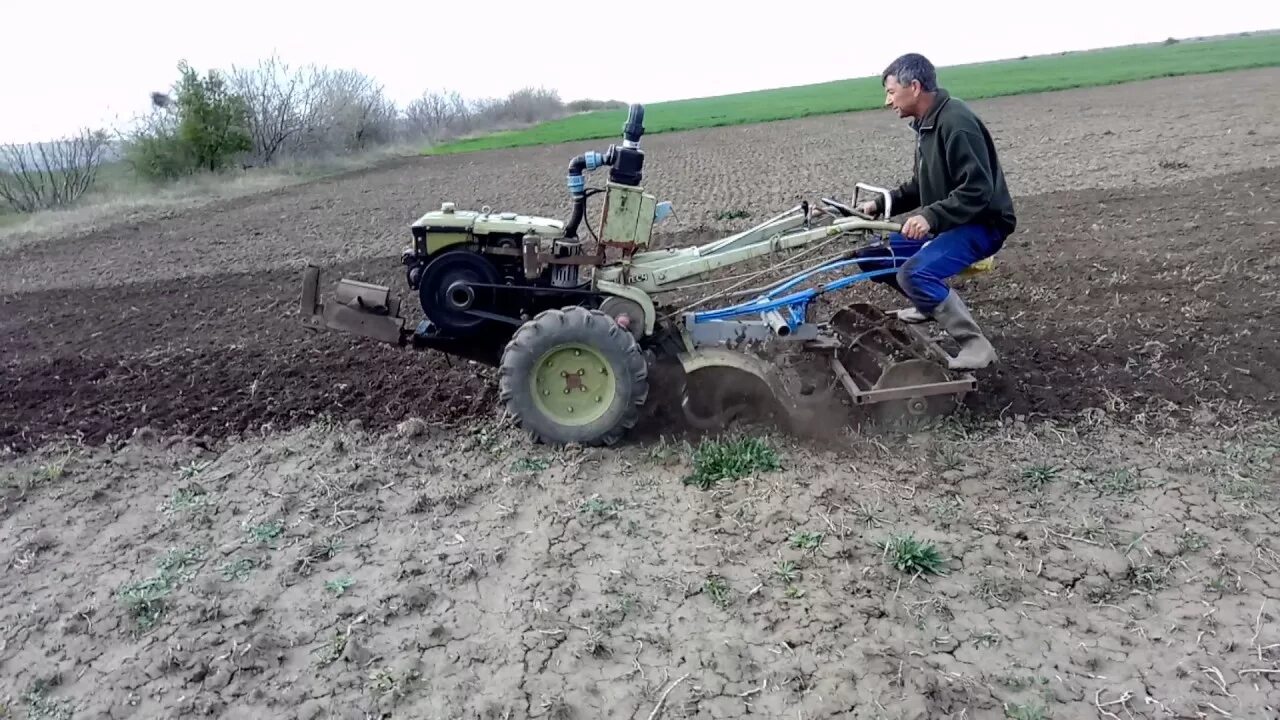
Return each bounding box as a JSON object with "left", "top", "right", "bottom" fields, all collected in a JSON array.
[
  {"left": 881, "top": 534, "right": 947, "bottom": 576},
  {"left": 118, "top": 546, "right": 204, "bottom": 630},
  {"left": 683, "top": 435, "right": 780, "bottom": 490},
  {"left": 789, "top": 531, "right": 824, "bottom": 551},
  {"left": 703, "top": 574, "right": 732, "bottom": 608},
  {"left": 325, "top": 576, "right": 356, "bottom": 596},
  {"left": 426, "top": 34, "right": 1280, "bottom": 155}
]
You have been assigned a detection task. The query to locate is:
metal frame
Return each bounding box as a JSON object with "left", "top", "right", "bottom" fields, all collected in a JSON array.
[
  {"left": 688, "top": 262, "right": 899, "bottom": 330},
  {"left": 592, "top": 204, "right": 900, "bottom": 296},
  {"left": 831, "top": 358, "right": 976, "bottom": 405}
]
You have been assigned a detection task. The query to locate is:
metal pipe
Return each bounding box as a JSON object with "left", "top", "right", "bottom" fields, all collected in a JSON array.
[
  {"left": 855, "top": 182, "right": 894, "bottom": 218},
  {"left": 761, "top": 310, "right": 791, "bottom": 336}
]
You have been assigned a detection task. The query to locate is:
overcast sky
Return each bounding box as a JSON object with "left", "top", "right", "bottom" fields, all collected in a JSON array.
[{"left": 3, "top": 0, "right": 1278, "bottom": 144}]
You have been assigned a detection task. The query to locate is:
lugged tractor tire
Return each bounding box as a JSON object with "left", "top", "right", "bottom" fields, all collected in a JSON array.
[{"left": 498, "top": 306, "right": 649, "bottom": 447}]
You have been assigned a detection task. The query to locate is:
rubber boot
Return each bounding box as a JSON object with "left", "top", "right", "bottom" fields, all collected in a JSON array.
[{"left": 931, "top": 290, "right": 998, "bottom": 370}]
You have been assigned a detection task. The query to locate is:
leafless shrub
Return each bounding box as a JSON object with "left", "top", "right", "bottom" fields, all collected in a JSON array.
[
  {"left": 403, "top": 89, "right": 471, "bottom": 140},
  {"left": 228, "top": 60, "right": 400, "bottom": 162},
  {"left": 310, "top": 68, "right": 398, "bottom": 152},
  {"left": 0, "top": 128, "right": 111, "bottom": 213},
  {"left": 484, "top": 86, "right": 564, "bottom": 125},
  {"left": 566, "top": 98, "right": 627, "bottom": 113},
  {"left": 402, "top": 86, "right": 569, "bottom": 143},
  {"left": 228, "top": 54, "right": 325, "bottom": 166},
  {"left": 467, "top": 87, "right": 565, "bottom": 131}
]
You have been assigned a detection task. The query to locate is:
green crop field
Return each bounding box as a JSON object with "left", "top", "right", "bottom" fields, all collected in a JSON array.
[{"left": 425, "top": 33, "right": 1280, "bottom": 156}]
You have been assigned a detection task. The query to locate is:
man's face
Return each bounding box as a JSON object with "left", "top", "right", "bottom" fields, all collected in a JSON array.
[{"left": 883, "top": 75, "right": 920, "bottom": 119}]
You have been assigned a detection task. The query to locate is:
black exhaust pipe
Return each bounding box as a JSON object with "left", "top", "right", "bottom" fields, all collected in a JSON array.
[{"left": 622, "top": 103, "right": 644, "bottom": 145}]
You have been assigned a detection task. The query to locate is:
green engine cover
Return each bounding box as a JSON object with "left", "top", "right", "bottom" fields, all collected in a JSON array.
[
  {"left": 411, "top": 202, "right": 566, "bottom": 253},
  {"left": 600, "top": 183, "right": 657, "bottom": 248}
]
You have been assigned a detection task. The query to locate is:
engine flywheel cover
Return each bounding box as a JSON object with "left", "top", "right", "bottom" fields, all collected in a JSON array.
[{"left": 418, "top": 250, "right": 499, "bottom": 335}]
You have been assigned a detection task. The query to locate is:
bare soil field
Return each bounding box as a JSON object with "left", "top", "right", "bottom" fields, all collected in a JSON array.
[
  {"left": 2, "top": 69, "right": 1280, "bottom": 719},
  {"left": 3, "top": 412, "right": 1278, "bottom": 719}
]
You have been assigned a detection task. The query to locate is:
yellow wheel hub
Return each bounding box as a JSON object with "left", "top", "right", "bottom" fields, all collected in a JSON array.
[{"left": 530, "top": 343, "right": 617, "bottom": 426}]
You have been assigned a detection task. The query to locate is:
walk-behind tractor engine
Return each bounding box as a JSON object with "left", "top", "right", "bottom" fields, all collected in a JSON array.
[{"left": 300, "top": 104, "right": 982, "bottom": 446}]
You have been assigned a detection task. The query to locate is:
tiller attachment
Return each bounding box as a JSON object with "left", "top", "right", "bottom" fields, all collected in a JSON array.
[
  {"left": 827, "top": 302, "right": 976, "bottom": 422},
  {"left": 300, "top": 265, "right": 408, "bottom": 345}
]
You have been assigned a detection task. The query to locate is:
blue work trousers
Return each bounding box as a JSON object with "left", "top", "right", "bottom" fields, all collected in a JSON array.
[{"left": 855, "top": 223, "right": 1005, "bottom": 313}]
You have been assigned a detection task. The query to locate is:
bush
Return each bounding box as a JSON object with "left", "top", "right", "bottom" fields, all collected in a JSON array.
[
  {"left": 124, "top": 61, "right": 252, "bottom": 180},
  {"left": 227, "top": 54, "right": 321, "bottom": 165},
  {"left": 481, "top": 87, "right": 564, "bottom": 126},
  {"left": 566, "top": 99, "right": 628, "bottom": 113},
  {"left": 124, "top": 120, "right": 193, "bottom": 181},
  {"left": 175, "top": 62, "right": 253, "bottom": 171},
  {"left": 402, "top": 86, "right": 569, "bottom": 142}
]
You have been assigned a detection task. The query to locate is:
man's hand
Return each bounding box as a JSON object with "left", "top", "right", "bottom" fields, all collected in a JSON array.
[
  {"left": 857, "top": 201, "right": 879, "bottom": 217},
  {"left": 902, "top": 214, "right": 931, "bottom": 240}
]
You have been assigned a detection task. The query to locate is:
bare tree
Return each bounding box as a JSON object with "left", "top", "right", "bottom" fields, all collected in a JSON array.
[
  {"left": 403, "top": 88, "right": 502, "bottom": 140},
  {"left": 404, "top": 90, "right": 454, "bottom": 139},
  {"left": 311, "top": 68, "right": 397, "bottom": 152},
  {"left": 0, "top": 128, "right": 111, "bottom": 213},
  {"left": 448, "top": 91, "right": 473, "bottom": 129},
  {"left": 228, "top": 54, "right": 324, "bottom": 165}
]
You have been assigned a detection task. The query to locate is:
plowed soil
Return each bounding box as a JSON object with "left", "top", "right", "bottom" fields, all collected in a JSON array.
[
  {"left": 3, "top": 69, "right": 1280, "bottom": 720},
  {"left": 3, "top": 69, "right": 1279, "bottom": 452},
  {"left": 4, "top": 401, "right": 1278, "bottom": 719}
]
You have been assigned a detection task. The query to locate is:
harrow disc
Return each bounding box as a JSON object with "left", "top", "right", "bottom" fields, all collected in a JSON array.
[
  {"left": 826, "top": 302, "right": 975, "bottom": 425},
  {"left": 864, "top": 358, "right": 961, "bottom": 425}
]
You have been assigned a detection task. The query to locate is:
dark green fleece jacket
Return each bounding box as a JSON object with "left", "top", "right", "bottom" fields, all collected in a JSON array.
[{"left": 873, "top": 88, "right": 1017, "bottom": 238}]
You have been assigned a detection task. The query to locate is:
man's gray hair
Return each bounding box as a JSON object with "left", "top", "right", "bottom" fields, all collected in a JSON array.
[{"left": 881, "top": 53, "right": 938, "bottom": 92}]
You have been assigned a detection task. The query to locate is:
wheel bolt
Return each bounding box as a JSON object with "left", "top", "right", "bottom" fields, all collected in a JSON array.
[{"left": 563, "top": 388, "right": 570, "bottom": 394}]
